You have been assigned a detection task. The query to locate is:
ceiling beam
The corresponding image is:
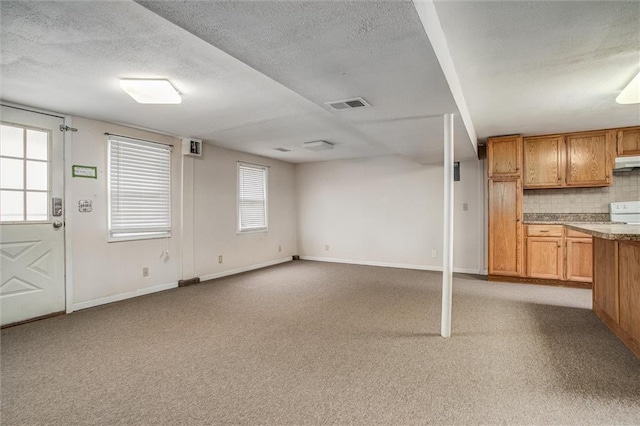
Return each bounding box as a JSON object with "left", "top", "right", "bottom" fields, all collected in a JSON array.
[{"left": 413, "top": 0, "right": 478, "bottom": 154}]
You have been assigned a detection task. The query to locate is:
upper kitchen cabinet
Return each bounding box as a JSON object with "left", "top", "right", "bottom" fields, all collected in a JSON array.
[
  {"left": 617, "top": 126, "right": 640, "bottom": 157},
  {"left": 487, "top": 135, "right": 522, "bottom": 178},
  {"left": 565, "top": 130, "right": 614, "bottom": 187},
  {"left": 523, "top": 135, "right": 564, "bottom": 188}
]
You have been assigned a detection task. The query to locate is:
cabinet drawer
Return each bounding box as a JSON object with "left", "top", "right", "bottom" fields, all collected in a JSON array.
[
  {"left": 526, "top": 225, "right": 563, "bottom": 237},
  {"left": 566, "top": 228, "right": 592, "bottom": 238}
]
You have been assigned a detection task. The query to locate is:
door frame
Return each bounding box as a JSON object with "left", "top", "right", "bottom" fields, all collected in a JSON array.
[{"left": 1, "top": 102, "right": 75, "bottom": 316}]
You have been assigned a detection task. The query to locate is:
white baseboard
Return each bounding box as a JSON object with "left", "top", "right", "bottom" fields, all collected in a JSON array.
[
  {"left": 72, "top": 281, "right": 179, "bottom": 312},
  {"left": 70, "top": 257, "right": 478, "bottom": 312},
  {"left": 71, "top": 258, "right": 291, "bottom": 312},
  {"left": 299, "top": 256, "right": 482, "bottom": 275},
  {"left": 199, "top": 257, "right": 292, "bottom": 282}
]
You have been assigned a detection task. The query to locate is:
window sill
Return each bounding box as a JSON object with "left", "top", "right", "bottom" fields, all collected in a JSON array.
[
  {"left": 108, "top": 233, "right": 172, "bottom": 243},
  {"left": 237, "top": 228, "right": 268, "bottom": 235}
]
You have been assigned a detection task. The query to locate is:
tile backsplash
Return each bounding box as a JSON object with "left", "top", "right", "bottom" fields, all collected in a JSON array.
[{"left": 523, "top": 169, "right": 640, "bottom": 213}]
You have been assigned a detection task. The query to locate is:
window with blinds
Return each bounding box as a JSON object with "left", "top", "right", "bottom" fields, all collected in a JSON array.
[
  {"left": 108, "top": 135, "right": 171, "bottom": 241},
  {"left": 238, "top": 162, "right": 268, "bottom": 233}
]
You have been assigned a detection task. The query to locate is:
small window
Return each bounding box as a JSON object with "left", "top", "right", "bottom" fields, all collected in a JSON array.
[
  {"left": 238, "top": 162, "right": 268, "bottom": 233},
  {"left": 0, "top": 123, "right": 50, "bottom": 222},
  {"left": 108, "top": 135, "right": 171, "bottom": 241}
]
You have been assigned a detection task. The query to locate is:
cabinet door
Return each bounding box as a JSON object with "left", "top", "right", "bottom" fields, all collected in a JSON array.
[
  {"left": 523, "top": 135, "right": 564, "bottom": 188},
  {"left": 618, "top": 241, "right": 640, "bottom": 345},
  {"left": 617, "top": 127, "right": 640, "bottom": 157},
  {"left": 593, "top": 238, "right": 619, "bottom": 323},
  {"left": 487, "top": 135, "right": 523, "bottom": 178},
  {"left": 526, "top": 237, "right": 563, "bottom": 279},
  {"left": 488, "top": 178, "right": 522, "bottom": 276},
  {"left": 565, "top": 130, "right": 614, "bottom": 187},
  {"left": 566, "top": 237, "right": 593, "bottom": 283}
]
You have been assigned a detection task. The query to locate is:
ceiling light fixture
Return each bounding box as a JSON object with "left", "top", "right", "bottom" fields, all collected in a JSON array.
[
  {"left": 303, "top": 140, "right": 334, "bottom": 151},
  {"left": 119, "top": 79, "right": 182, "bottom": 104},
  {"left": 616, "top": 71, "right": 640, "bottom": 105}
]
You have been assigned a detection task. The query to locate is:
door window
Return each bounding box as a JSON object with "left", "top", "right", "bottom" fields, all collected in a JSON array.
[{"left": 0, "top": 124, "right": 50, "bottom": 222}]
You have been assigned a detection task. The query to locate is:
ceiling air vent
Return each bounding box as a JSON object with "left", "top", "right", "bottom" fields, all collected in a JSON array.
[
  {"left": 325, "top": 97, "right": 371, "bottom": 111},
  {"left": 274, "top": 147, "right": 291, "bottom": 152}
]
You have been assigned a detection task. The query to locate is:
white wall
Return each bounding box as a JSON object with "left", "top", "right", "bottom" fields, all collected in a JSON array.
[
  {"left": 184, "top": 145, "right": 297, "bottom": 281},
  {"left": 295, "top": 155, "right": 484, "bottom": 273},
  {"left": 67, "top": 117, "right": 182, "bottom": 308},
  {"left": 66, "top": 115, "right": 479, "bottom": 311}
]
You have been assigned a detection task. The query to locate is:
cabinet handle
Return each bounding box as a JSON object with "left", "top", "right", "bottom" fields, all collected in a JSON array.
[{"left": 540, "top": 230, "right": 549, "bottom": 232}]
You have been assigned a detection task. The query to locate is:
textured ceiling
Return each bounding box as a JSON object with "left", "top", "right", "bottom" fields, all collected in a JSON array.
[
  {"left": 433, "top": 0, "right": 640, "bottom": 139},
  {"left": 136, "top": 0, "right": 473, "bottom": 163},
  {"left": 0, "top": 0, "right": 474, "bottom": 164},
  {"left": 3, "top": 1, "right": 635, "bottom": 164}
]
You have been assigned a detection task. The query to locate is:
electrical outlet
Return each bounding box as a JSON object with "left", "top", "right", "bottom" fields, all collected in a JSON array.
[
  {"left": 431, "top": 250, "right": 437, "bottom": 258},
  {"left": 325, "top": 244, "right": 330, "bottom": 251},
  {"left": 278, "top": 245, "right": 282, "bottom": 252},
  {"left": 463, "top": 203, "right": 468, "bottom": 211},
  {"left": 142, "top": 267, "right": 149, "bottom": 277},
  {"left": 218, "top": 255, "right": 223, "bottom": 264}
]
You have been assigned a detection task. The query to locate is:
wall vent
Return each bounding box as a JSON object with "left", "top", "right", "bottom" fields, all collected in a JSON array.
[
  {"left": 325, "top": 97, "right": 371, "bottom": 111},
  {"left": 274, "top": 147, "right": 291, "bottom": 152}
]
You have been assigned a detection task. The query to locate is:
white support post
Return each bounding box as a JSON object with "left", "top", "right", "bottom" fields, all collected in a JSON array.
[{"left": 441, "top": 113, "right": 454, "bottom": 338}]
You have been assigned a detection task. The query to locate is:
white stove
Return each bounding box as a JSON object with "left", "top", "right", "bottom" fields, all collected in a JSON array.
[{"left": 610, "top": 201, "right": 640, "bottom": 225}]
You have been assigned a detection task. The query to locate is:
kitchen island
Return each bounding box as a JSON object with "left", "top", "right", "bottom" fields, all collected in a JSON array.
[{"left": 565, "top": 223, "right": 640, "bottom": 358}]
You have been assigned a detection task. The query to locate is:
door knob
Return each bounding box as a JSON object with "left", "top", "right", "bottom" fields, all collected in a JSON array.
[{"left": 53, "top": 221, "right": 63, "bottom": 229}]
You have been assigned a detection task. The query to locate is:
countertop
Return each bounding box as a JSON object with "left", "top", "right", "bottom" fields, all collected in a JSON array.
[
  {"left": 563, "top": 223, "right": 640, "bottom": 241},
  {"left": 523, "top": 213, "right": 610, "bottom": 224},
  {"left": 524, "top": 221, "right": 615, "bottom": 225}
]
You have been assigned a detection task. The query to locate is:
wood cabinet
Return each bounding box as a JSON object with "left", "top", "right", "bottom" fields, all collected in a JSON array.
[
  {"left": 565, "top": 130, "right": 614, "bottom": 187},
  {"left": 593, "top": 238, "right": 619, "bottom": 322},
  {"left": 488, "top": 178, "right": 523, "bottom": 276},
  {"left": 617, "top": 126, "right": 640, "bottom": 157},
  {"left": 488, "top": 135, "right": 523, "bottom": 278},
  {"left": 487, "top": 135, "right": 522, "bottom": 178},
  {"left": 523, "top": 225, "right": 592, "bottom": 283},
  {"left": 523, "top": 135, "right": 564, "bottom": 188},
  {"left": 592, "top": 238, "right": 640, "bottom": 359},
  {"left": 525, "top": 225, "right": 563, "bottom": 279},
  {"left": 527, "top": 237, "right": 563, "bottom": 279},
  {"left": 618, "top": 241, "right": 640, "bottom": 346},
  {"left": 523, "top": 130, "right": 613, "bottom": 189},
  {"left": 566, "top": 238, "right": 593, "bottom": 283}
]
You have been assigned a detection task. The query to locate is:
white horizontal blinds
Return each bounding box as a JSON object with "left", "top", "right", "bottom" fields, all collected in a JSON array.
[
  {"left": 108, "top": 136, "right": 171, "bottom": 239},
  {"left": 238, "top": 163, "right": 267, "bottom": 232}
]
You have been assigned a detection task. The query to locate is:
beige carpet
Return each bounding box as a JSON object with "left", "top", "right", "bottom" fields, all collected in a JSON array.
[{"left": 2, "top": 260, "right": 639, "bottom": 425}]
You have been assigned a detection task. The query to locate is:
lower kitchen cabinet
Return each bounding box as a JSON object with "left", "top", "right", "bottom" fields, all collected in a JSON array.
[
  {"left": 525, "top": 224, "right": 563, "bottom": 280},
  {"left": 592, "top": 238, "right": 640, "bottom": 358},
  {"left": 526, "top": 236, "right": 563, "bottom": 279},
  {"left": 566, "top": 237, "right": 593, "bottom": 283},
  {"left": 524, "top": 225, "right": 593, "bottom": 284},
  {"left": 618, "top": 241, "right": 640, "bottom": 345}
]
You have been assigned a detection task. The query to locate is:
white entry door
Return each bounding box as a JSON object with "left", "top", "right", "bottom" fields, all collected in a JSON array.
[{"left": 0, "top": 105, "right": 66, "bottom": 326}]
